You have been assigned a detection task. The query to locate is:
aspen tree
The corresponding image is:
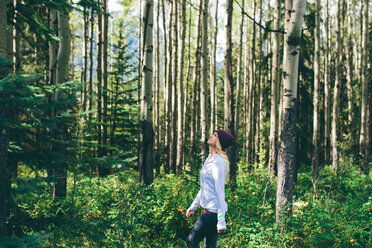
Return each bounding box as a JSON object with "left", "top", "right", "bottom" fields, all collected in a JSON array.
[
  {"left": 97, "top": 1, "right": 103, "bottom": 159},
  {"left": 323, "top": 0, "right": 330, "bottom": 165},
  {"left": 55, "top": 6, "right": 70, "bottom": 198},
  {"left": 210, "top": 0, "right": 219, "bottom": 134},
  {"left": 224, "top": 0, "right": 235, "bottom": 187},
  {"left": 359, "top": 0, "right": 369, "bottom": 174},
  {"left": 102, "top": 0, "right": 108, "bottom": 158},
  {"left": 233, "top": 0, "right": 244, "bottom": 184},
  {"left": 176, "top": 0, "right": 186, "bottom": 174},
  {"left": 170, "top": 0, "right": 178, "bottom": 173},
  {"left": 161, "top": 0, "right": 169, "bottom": 173},
  {"left": 269, "top": 0, "right": 280, "bottom": 177},
  {"left": 200, "top": 0, "right": 209, "bottom": 159},
  {"left": 89, "top": 10, "right": 94, "bottom": 124},
  {"left": 154, "top": 0, "right": 160, "bottom": 174},
  {"left": 82, "top": 6, "right": 88, "bottom": 112},
  {"left": 165, "top": 0, "right": 173, "bottom": 173},
  {"left": 346, "top": 0, "right": 353, "bottom": 125},
  {"left": 248, "top": 0, "right": 256, "bottom": 163},
  {"left": 331, "top": 0, "right": 342, "bottom": 172},
  {"left": 312, "top": 0, "right": 320, "bottom": 183},
  {"left": 190, "top": 0, "right": 202, "bottom": 161},
  {"left": 139, "top": 0, "right": 154, "bottom": 185},
  {"left": 276, "top": 0, "right": 306, "bottom": 227}
]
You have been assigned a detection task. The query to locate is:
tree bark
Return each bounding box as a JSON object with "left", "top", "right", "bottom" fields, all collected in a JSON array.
[
  {"left": 97, "top": 2, "right": 103, "bottom": 159},
  {"left": 323, "top": 0, "right": 330, "bottom": 166},
  {"left": 176, "top": 0, "right": 186, "bottom": 174},
  {"left": 190, "top": 0, "right": 202, "bottom": 161},
  {"left": 200, "top": 0, "right": 209, "bottom": 159},
  {"left": 102, "top": 0, "right": 108, "bottom": 159},
  {"left": 139, "top": 0, "right": 154, "bottom": 185},
  {"left": 55, "top": 7, "right": 70, "bottom": 198},
  {"left": 359, "top": 0, "right": 369, "bottom": 174},
  {"left": 170, "top": 0, "right": 178, "bottom": 173},
  {"left": 154, "top": 0, "right": 161, "bottom": 175},
  {"left": 312, "top": 0, "right": 321, "bottom": 184},
  {"left": 276, "top": 0, "right": 306, "bottom": 228},
  {"left": 331, "top": 0, "right": 342, "bottom": 173},
  {"left": 234, "top": 0, "right": 244, "bottom": 170},
  {"left": 161, "top": 0, "right": 169, "bottom": 173},
  {"left": 269, "top": 0, "right": 280, "bottom": 177},
  {"left": 89, "top": 10, "right": 94, "bottom": 125},
  {"left": 210, "top": 0, "right": 219, "bottom": 134},
  {"left": 224, "top": 0, "right": 235, "bottom": 188}
]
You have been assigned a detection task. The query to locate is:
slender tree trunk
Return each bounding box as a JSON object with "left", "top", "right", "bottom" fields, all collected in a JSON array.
[
  {"left": 224, "top": 0, "right": 235, "bottom": 187},
  {"left": 331, "top": 0, "right": 342, "bottom": 173},
  {"left": 256, "top": 0, "right": 263, "bottom": 164},
  {"left": 170, "top": 0, "right": 178, "bottom": 173},
  {"left": 82, "top": 7, "right": 88, "bottom": 112},
  {"left": 89, "top": 10, "right": 94, "bottom": 125},
  {"left": 55, "top": 7, "right": 70, "bottom": 198},
  {"left": 359, "top": 0, "right": 369, "bottom": 174},
  {"left": 346, "top": 0, "right": 353, "bottom": 126},
  {"left": 161, "top": 0, "right": 169, "bottom": 173},
  {"left": 183, "top": 3, "right": 192, "bottom": 166},
  {"left": 190, "top": 0, "right": 202, "bottom": 161},
  {"left": 323, "top": 0, "right": 330, "bottom": 166},
  {"left": 176, "top": 0, "right": 186, "bottom": 174},
  {"left": 48, "top": 8, "right": 58, "bottom": 199},
  {"left": 200, "top": 0, "right": 209, "bottom": 159},
  {"left": 312, "top": 0, "right": 321, "bottom": 185},
  {"left": 233, "top": 0, "right": 244, "bottom": 180},
  {"left": 269, "top": 0, "right": 280, "bottom": 177},
  {"left": 210, "top": 0, "right": 219, "bottom": 134},
  {"left": 154, "top": 0, "right": 161, "bottom": 175},
  {"left": 97, "top": 2, "right": 103, "bottom": 160},
  {"left": 276, "top": 0, "right": 306, "bottom": 228},
  {"left": 244, "top": 10, "right": 250, "bottom": 161},
  {"left": 166, "top": 0, "right": 173, "bottom": 173},
  {"left": 248, "top": 0, "right": 256, "bottom": 164},
  {"left": 102, "top": 0, "right": 108, "bottom": 158},
  {"left": 139, "top": 0, "right": 154, "bottom": 185}
]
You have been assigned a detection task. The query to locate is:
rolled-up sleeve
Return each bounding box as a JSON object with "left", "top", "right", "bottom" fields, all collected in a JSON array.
[
  {"left": 188, "top": 189, "right": 201, "bottom": 212},
  {"left": 211, "top": 159, "right": 227, "bottom": 230}
]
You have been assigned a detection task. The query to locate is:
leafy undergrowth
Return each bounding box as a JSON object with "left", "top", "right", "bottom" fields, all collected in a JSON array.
[{"left": 6, "top": 161, "right": 372, "bottom": 247}]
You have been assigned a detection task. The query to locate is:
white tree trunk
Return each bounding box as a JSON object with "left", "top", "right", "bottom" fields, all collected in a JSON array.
[
  {"left": 312, "top": 0, "right": 320, "bottom": 184},
  {"left": 276, "top": 0, "right": 306, "bottom": 227},
  {"left": 176, "top": 0, "right": 186, "bottom": 174},
  {"left": 331, "top": 0, "right": 342, "bottom": 172},
  {"left": 359, "top": 0, "right": 369, "bottom": 174},
  {"left": 269, "top": 0, "right": 280, "bottom": 177},
  {"left": 139, "top": 0, "right": 154, "bottom": 184}
]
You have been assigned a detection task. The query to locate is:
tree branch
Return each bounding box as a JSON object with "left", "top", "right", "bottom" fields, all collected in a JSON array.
[{"left": 234, "top": 0, "right": 285, "bottom": 34}]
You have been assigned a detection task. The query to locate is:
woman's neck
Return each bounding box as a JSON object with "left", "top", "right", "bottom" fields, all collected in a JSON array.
[{"left": 210, "top": 146, "right": 217, "bottom": 156}]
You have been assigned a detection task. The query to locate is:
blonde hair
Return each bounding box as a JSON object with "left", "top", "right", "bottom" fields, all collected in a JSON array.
[{"left": 216, "top": 139, "right": 230, "bottom": 182}]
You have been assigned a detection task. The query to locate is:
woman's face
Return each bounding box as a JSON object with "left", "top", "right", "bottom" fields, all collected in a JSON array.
[{"left": 207, "top": 132, "right": 219, "bottom": 146}]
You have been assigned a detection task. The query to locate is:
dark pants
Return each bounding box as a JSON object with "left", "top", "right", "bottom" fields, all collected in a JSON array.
[{"left": 186, "top": 213, "right": 218, "bottom": 248}]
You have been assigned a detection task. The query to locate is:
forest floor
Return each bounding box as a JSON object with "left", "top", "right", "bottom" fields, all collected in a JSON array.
[{"left": 7, "top": 158, "right": 372, "bottom": 247}]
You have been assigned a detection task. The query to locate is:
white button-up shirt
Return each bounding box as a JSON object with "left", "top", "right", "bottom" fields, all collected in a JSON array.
[{"left": 187, "top": 153, "right": 228, "bottom": 230}]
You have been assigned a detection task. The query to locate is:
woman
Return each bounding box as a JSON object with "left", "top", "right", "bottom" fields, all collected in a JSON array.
[{"left": 185, "top": 129, "right": 235, "bottom": 248}]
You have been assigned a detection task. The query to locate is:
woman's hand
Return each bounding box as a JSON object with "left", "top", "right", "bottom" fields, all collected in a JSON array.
[
  {"left": 186, "top": 209, "right": 194, "bottom": 217},
  {"left": 218, "top": 229, "right": 227, "bottom": 234}
]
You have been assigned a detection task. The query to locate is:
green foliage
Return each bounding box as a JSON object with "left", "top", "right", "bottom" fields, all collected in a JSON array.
[{"left": 8, "top": 158, "right": 370, "bottom": 247}]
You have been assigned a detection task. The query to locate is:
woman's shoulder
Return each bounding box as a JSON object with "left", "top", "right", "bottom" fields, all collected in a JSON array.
[{"left": 214, "top": 154, "right": 226, "bottom": 167}]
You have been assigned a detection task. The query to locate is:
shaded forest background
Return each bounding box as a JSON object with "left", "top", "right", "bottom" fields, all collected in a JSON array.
[{"left": 0, "top": 0, "right": 371, "bottom": 247}]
